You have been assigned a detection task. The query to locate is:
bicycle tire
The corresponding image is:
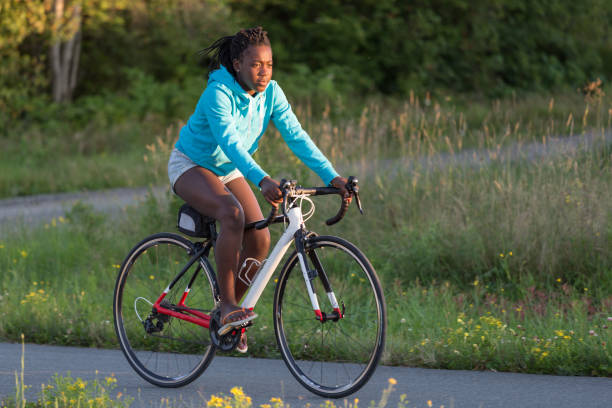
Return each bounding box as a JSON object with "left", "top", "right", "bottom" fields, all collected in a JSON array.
[
  {"left": 273, "top": 235, "right": 386, "bottom": 398},
  {"left": 113, "top": 232, "right": 218, "bottom": 387}
]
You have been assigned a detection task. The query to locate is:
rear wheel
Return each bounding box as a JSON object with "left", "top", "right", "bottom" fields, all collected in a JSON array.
[
  {"left": 113, "top": 233, "right": 218, "bottom": 387},
  {"left": 274, "top": 235, "right": 386, "bottom": 398}
]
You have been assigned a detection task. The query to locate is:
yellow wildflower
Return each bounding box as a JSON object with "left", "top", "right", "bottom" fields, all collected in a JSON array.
[
  {"left": 270, "top": 397, "right": 283, "bottom": 404},
  {"left": 208, "top": 395, "right": 224, "bottom": 408},
  {"left": 388, "top": 377, "right": 397, "bottom": 385}
]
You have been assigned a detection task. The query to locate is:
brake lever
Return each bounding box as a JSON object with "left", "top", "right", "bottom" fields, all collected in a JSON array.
[
  {"left": 346, "top": 176, "right": 364, "bottom": 215},
  {"left": 354, "top": 191, "right": 364, "bottom": 215}
]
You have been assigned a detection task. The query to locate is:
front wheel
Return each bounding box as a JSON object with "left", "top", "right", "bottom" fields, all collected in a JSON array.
[
  {"left": 274, "top": 235, "right": 386, "bottom": 398},
  {"left": 113, "top": 233, "right": 218, "bottom": 387}
]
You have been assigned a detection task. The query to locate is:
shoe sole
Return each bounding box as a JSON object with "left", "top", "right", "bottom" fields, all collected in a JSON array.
[{"left": 217, "top": 313, "right": 258, "bottom": 336}]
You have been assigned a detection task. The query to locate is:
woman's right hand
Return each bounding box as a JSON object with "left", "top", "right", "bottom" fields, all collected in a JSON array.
[{"left": 259, "top": 176, "right": 283, "bottom": 207}]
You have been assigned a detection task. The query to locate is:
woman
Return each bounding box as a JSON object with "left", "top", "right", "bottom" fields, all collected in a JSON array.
[{"left": 167, "top": 27, "right": 350, "bottom": 352}]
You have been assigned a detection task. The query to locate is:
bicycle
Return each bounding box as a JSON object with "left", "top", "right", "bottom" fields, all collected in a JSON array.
[{"left": 113, "top": 177, "right": 386, "bottom": 398}]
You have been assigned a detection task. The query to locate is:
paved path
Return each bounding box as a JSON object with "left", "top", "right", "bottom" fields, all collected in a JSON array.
[
  {"left": 1, "top": 342, "right": 611, "bottom": 408},
  {"left": 0, "top": 186, "right": 168, "bottom": 237}
]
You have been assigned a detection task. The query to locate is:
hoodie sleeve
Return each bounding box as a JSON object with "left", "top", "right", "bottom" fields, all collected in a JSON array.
[
  {"left": 271, "top": 83, "right": 339, "bottom": 185},
  {"left": 201, "top": 86, "right": 269, "bottom": 186}
]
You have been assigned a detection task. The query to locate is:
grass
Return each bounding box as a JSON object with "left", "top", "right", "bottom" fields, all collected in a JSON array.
[
  {"left": 0, "top": 83, "right": 611, "bottom": 376},
  {"left": 1, "top": 80, "right": 611, "bottom": 198},
  {"left": 0, "top": 181, "right": 610, "bottom": 375}
]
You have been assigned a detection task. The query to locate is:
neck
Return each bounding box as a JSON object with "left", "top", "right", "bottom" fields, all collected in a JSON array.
[{"left": 236, "top": 77, "right": 256, "bottom": 96}]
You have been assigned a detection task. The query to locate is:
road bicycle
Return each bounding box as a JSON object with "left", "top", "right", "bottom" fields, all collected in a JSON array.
[{"left": 113, "top": 177, "right": 386, "bottom": 398}]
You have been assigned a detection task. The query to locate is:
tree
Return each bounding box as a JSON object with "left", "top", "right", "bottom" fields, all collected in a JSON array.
[{"left": 50, "top": 0, "right": 82, "bottom": 102}]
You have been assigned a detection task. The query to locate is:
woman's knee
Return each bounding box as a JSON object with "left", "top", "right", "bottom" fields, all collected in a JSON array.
[
  {"left": 248, "top": 228, "right": 270, "bottom": 254},
  {"left": 216, "top": 202, "right": 245, "bottom": 232}
]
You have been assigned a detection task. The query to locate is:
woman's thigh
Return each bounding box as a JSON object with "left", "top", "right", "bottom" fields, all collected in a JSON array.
[
  {"left": 225, "top": 177, "right": 270, "bottom": 249},
  {"left": 173, "top": 166, "right": 242, "bottom": 224},
  {"left": 225, "top": 177, "right": 264, "bottom": 224}
]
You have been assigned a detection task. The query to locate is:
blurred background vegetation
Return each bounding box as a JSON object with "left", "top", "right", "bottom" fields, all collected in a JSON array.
[{"left": 3, "top": 0, "right": 612, "bottom": 131}]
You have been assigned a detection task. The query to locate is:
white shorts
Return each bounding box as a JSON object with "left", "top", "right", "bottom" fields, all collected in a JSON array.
[{"left": 167, "top": 148, "right": 243, "bottom": 192}]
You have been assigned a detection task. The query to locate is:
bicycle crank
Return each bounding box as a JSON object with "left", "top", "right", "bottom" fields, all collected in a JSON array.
[{"left": 208, "top": 309, "right": 242, "bottom": 351}]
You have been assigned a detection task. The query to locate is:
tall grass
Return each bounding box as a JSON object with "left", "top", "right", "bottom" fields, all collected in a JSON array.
[{"left": 2, "top": 81, "right": 611, "bottom": 198}]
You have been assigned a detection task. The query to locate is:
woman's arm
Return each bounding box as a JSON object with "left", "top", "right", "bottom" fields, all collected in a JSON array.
[
  {"left": 202, "top": 87, "right": 269, "bottom": 186},
  {"left": 270, "top": 83, "right": 339, "bottom": 186}
]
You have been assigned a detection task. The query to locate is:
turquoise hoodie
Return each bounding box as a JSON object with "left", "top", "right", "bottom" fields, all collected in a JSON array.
[{"left": 175, "top": 66, "right": 339, "bottom": 186}]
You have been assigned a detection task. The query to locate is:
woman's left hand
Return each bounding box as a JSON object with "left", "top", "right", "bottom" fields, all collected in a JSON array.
[{"left": 330, "top": 176, "right": 353, "bottom": 204}]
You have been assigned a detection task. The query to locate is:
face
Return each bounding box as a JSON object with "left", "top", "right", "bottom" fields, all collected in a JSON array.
[{"left": 233, "top": 45, "right": 273, "bottom": 95}]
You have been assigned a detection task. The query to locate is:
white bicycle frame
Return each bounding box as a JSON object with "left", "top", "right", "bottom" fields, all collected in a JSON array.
[{"left": 239, "top": 205, "right": 329, "bottom": 315}]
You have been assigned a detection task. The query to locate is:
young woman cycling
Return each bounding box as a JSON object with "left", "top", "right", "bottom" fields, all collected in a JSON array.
[{"left": 167, "top": 27, "right": 350, "bottom": 352}]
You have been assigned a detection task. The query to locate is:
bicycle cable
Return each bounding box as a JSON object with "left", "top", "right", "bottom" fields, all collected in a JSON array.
[
  {"left": 298, "top": 194, "right": 315, "bottom": 222},
  {"left": 134, "top": 296, "right": 153, "bottom": 323}
]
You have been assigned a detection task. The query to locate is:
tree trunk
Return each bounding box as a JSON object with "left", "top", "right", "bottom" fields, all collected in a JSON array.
[{"left": 51, "top": 0, "right": 82, "bottom": 103}]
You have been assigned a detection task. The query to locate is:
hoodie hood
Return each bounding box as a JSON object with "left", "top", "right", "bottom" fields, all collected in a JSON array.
[{"left": 208, "top": 65, "right": 268, "bottom": 101}]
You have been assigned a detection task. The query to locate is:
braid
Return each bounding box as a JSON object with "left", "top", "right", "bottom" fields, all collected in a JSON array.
[{"left": 200, "top": 26, "right": 270, "bottom": 78}]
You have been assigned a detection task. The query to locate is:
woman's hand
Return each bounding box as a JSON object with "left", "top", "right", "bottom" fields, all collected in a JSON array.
[
  {"left": 330, "top": 176, "right": 353, "bottom": 204},
  {"left": 259, "top": 176, "right": 283, "bottom": 207}
]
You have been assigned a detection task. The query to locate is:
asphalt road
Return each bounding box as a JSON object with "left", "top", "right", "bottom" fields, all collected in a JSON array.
[{"left": 1, "top": 342, "right": 611, "bottom": 408}]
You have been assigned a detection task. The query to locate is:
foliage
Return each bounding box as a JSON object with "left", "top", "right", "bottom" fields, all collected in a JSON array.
[
  {"left": 0, "top": 0, "right": 232, "bottom": 129},
  {"left": 230, "top": 0, "right": 612, "bottom": 95},
  {"left": 3, "top": 0, "right": 612, "bottom": 120},
  {"left": 0, "top": 0, "right": 48, "bottom": 123}
]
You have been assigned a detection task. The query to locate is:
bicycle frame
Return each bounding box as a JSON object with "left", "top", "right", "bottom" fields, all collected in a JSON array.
[
  {"left": 241, "top": 206, "right": 304, "bottom": 309},
  {"left": 151, "top": 204, "right": 327, "bottom": 330},
  {"left": 151, "top": 243, "right": 213, "bottom": 328}
]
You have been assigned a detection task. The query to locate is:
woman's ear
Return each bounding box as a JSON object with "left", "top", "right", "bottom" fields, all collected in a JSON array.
[{"left": 232, "top": 58, "right": 240, "bottom": 73}]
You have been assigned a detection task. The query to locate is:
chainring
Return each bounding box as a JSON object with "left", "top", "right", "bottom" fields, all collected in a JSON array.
[{"left": 209, "top": 309, "right": 241, "bottom": 352}]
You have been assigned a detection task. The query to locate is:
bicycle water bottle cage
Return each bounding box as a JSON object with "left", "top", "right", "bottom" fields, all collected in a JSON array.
[{"left": 177, "top": 204, "right": 216, "bottom": 238}]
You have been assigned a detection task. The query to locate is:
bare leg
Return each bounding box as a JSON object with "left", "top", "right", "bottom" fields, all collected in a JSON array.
[
  {"left": 226, "top": 177, "right": 271, "bottom": 301},
  {"left": 173, "top": 166, "right": 252, "bottom": 323}
]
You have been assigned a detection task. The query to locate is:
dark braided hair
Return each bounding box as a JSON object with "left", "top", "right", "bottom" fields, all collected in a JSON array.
[{"left": 200, "top": 26, "right": 271, "bottom": 78}]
